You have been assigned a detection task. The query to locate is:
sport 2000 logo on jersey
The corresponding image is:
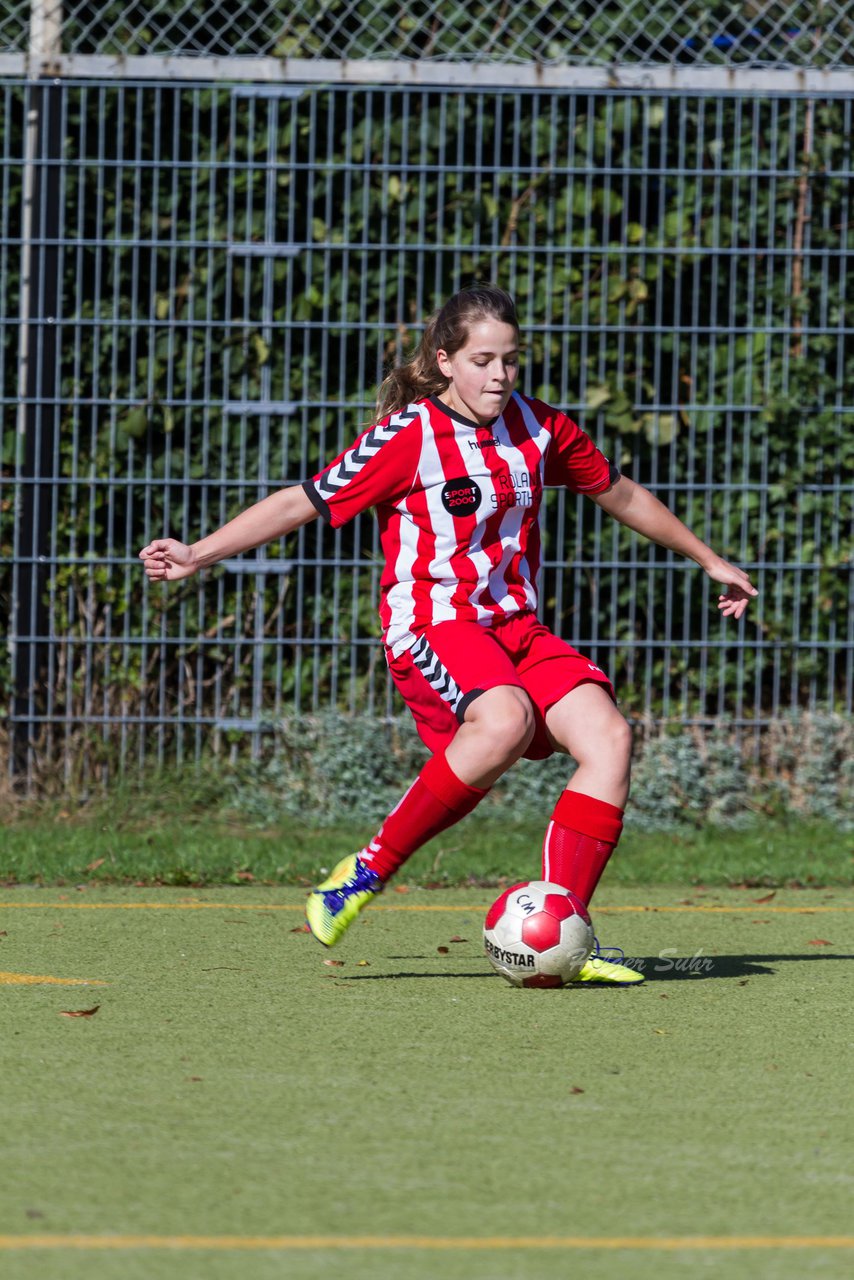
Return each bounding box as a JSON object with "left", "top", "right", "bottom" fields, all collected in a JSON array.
[{"left": 440, "top": 477, "right": 482, "bottom": 516}]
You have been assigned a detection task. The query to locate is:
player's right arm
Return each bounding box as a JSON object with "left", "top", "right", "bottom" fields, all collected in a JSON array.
[{"left": 138, "top": 484, "right": 318, "bottom": 582}]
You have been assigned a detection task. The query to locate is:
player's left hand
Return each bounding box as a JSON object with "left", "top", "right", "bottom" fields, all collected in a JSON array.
[{"left": 703, "top": 556, "right": 758, "bottom": 620}]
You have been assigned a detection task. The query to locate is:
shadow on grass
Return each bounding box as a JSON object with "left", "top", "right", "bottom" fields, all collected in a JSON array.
[
  {"left": 341, "top": 971, "right": 494, "bottom": 981},
  {"left": 634, "top": 952, "right": 854, "bottom": 981},
  {"left": 339, "top": 953, "right": 854, "bottom": 982}
]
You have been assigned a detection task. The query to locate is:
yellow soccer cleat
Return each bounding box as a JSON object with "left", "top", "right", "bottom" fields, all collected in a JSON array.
[
  {"left": 574, "top": 939, "right": 645, "bottom": 985},
  {"left": 305, "top": 853, "right": 383, "bottom": 947}
]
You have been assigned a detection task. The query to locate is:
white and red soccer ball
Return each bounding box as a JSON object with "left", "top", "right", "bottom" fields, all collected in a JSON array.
[{"left": 483, "top": 881, "right": 594, "bottom": 987}]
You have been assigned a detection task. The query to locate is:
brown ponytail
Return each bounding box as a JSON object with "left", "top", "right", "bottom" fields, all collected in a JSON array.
[{"left": 375, "top": 284, "right": 519, "bottom": 420}]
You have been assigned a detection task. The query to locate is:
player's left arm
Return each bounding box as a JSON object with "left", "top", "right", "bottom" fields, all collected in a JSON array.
[{"left": 591, "top": 474, "right": 758, "bottom": 619}]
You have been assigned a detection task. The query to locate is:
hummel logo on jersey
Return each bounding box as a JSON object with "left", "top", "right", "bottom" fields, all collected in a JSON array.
[
  {"left": 468, "top": 436, "right": 499, "bottom": 451},
  {"left": 315, "top": 407, "right": 419, "bottom": 500},
  {"left": 441, "top": 477, "right": 482, "bottom": 517},
  {"left": 410, "top": 634, "right": 465, "bottom": 714}
]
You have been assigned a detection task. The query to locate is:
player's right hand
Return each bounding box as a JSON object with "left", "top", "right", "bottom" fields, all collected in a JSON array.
[{"left": 138, "top": 538, "right": 198, "bottom": 582}]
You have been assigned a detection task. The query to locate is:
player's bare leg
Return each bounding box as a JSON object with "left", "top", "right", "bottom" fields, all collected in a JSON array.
[
  {"left": 444, "top": 685, "right": 535, "bottom": 787},
  {"left": 545, "top": 681, "right": 632, "bottom": 809},
  {"left": 306, "top": 686, "right": 534, "bottom": 945}
]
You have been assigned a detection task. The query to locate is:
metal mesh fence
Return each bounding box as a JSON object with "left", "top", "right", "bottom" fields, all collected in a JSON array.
[
  {"left": 3, "top": 2, "right": 854, "bottom": 67},
  {"left": 2, "top": 79, "right": 853, "bottom": 787}
]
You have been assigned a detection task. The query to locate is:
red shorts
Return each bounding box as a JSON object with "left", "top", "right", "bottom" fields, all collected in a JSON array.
[{"left": 386, "top": 612, "right": 614, "bottom": 761}]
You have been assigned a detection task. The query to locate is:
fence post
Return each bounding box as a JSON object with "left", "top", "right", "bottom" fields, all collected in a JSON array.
[{"left": 12, "top": 4, "right": 63, "bottom": 780}]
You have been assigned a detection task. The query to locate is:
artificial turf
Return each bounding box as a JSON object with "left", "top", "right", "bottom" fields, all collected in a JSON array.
[{"left": 0, "top": 884, "right": 852, "bottom": 1280}]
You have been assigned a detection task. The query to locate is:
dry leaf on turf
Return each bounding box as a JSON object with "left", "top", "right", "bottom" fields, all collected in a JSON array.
[
  {"left": 437, "top": 946, "right": 449, "bottom": 955},
  {"left": 449, "top": 936, "right": 468, "bottom": 943},
  {"left": 323, "top": 959, "right": 344, "bottom": 967},
  {"left": 86, "top": 858, "right": 106, "bottom": 872},
  {"left": 570, "top": 1086, "right": 585, "bottom": 1094},
  {"left": 753, "top": 890, "right": 777, "bottom": 903},
  {"left": 59, "top": 1005, "right": 100, "bottom": 1018},
  {"left": 290, "top": 924, "right": 310, "bottom": 933},
  {"left": 808, "top": 939, "right": 832, "bottom": 946}
]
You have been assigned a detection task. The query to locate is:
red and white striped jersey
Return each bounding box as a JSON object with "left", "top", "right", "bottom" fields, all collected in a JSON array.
[{"left": 303, "top": 392, "right": 616, "bottom": 656}]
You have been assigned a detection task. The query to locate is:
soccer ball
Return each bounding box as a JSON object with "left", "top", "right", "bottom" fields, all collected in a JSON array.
[{"left": 483, "top": 881, "right": 594, "bottom": 988}]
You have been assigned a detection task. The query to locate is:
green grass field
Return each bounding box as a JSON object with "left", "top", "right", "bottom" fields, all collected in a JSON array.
[
  {"left": 1, "top": 882, "right": 852, "bottom": 1280},
  {"left": 2, "top": 810, "right": 851, "bottom": 889}
]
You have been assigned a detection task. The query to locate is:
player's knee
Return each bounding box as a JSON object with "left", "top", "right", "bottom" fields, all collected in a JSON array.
[
  {"left": 484, "top": 690, "right": 536, "bottom": 760},
  {"left": 568, "top": 707, "right": 632, "bottom": 779},
  {"left": 468, "top": 687, "right": 535, "bottom": 762},
  {"left": 601, "top": 712, "right": 633, "bottom": 778}
]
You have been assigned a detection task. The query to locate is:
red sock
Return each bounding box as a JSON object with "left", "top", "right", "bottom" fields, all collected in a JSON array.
[
  {"left": 542, "top": 790, "right": 624, "bottom": 907},
  {"left": 360, "top": 752, "right": 488, "bottom": 882}
]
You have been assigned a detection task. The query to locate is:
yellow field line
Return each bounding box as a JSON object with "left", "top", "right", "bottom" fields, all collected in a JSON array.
[
  {"left": 0, "top": 900, "right": 849, "bottom": 916},
  {"left": 0, "top": 1234, "right": 852, "bottom": 1252},
  {"left": 0, "top": 972, "right": 105, "bottom": 986}
]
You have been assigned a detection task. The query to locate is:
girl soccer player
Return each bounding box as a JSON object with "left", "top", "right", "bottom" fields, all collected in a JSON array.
[{"left": 140, "top": 285, "right": 756, "bottom": 982}]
